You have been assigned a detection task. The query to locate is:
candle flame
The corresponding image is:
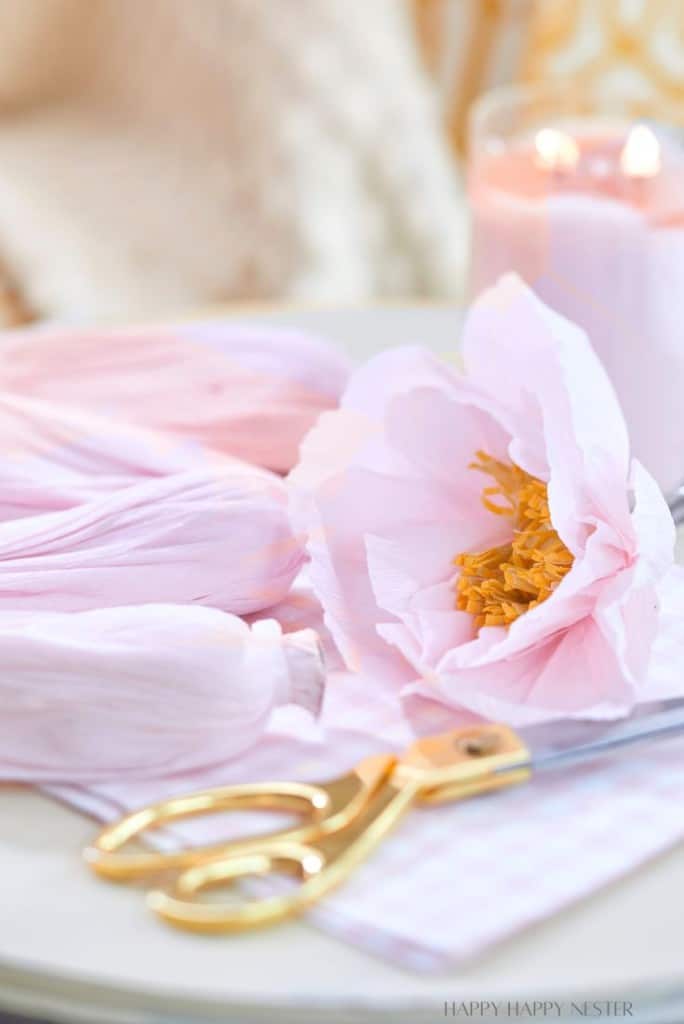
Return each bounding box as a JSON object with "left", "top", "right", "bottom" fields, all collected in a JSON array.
[
  {"left": 619, "top": 125, "right": 661, "bottom": 179},
  {"left": 534, "top": 129, "right": 580, "bottom": 172}
]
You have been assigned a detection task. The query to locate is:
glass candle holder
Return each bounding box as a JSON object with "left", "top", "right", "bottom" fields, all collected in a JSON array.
[{"left": 468, "top": 81, "right": 684, "bottom": 496}]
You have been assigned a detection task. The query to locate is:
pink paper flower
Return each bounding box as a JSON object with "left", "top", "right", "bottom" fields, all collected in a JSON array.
[
  {"left": 290, "top": 275, "right": 676, "bottom": 725},
  {"left": 0, "top": 468, "right": 304, "bottom": 614},
  {"left": 0, "top": 323, "right": 351, "bottom": 472},
  {"left": 0, "top": 605, "right": 323, "bottom": 783}
]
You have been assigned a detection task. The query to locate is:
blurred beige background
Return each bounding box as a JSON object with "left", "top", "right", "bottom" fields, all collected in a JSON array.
[{"left": 0, "top": 0, "right": 680, "bottom": 325}]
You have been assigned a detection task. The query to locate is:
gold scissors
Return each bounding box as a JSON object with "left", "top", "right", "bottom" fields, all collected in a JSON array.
[{"left": 85, "top": 698, "right": 684, "bottom": 933}]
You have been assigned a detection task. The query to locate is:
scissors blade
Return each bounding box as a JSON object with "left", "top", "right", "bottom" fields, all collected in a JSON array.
[{"left": 513, "top": 697, "right": 684, "bottom": 773}]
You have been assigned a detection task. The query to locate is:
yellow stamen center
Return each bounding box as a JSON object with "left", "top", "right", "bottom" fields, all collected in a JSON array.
[{"left": 454, "top": 451, "right": 573, "bottom": 629}]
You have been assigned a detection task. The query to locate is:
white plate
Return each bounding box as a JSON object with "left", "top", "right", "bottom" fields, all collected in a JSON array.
[{"left": 1, "top": 307, "right": 682, "bottom": 1023}]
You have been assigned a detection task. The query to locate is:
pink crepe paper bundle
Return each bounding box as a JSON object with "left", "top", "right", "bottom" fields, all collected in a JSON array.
[
  {"left": 0, "top": 324, "right": 345, "bottom": 782},
  {"left": 0, "top": 323, "right": 351, "bottom": 472},
  {"left": 0, "top": 389, "right": 252, "bottom": 519},
  {"left": 0, "top": 468, "right": 304, "bottom": 614},
  {"left": 291, "top": 274, "right": 678, "bottom": 726},
  {"left": 0, "top": 391, "right": 305, "bottom": 615},
  {"left": 0, "top": 377, "right": 320, "bottom": 783},
  {"left": 0, "top": 606, "right": 323, "bottom": 783}
]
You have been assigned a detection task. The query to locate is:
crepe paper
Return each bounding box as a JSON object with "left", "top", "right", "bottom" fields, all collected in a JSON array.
[
  {"left": 0, "top": 323, "right": 351, "bottom": 472},
  {"left": 0, "top": 607, "right": 323, "bottom": 783},
  {"left": 290, "top": 274, "right": 677, "bottom": 725},
  {"left": 0, "top": 390, "right": 275, "bottom": 520},
  {"left": 0, "top": 468, "right": 304, "bottom": 614},
  {"left": 245, "top": 570, "right": 345, "bottom": 675}
]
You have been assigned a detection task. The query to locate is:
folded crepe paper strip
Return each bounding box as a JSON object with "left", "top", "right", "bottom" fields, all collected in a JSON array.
[
  {"left": 0, "top": 323, "right": 351, "bottom": 472},
  {"left": 290, "top": 274, "right": 677, "bottom": 726},
  {"left": 0, "top": 607, "right": 323, "bottom": 783},
  {"left": 0, "top": 390, "right": 266, "bottom": 520},
  {"left": 0, "top": 467, "right": 304, "bottom": 614}
]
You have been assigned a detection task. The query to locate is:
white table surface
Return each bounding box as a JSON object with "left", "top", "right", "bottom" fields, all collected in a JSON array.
[{"left": 1, "top": 307, "right": 682, "bottom": 1024}]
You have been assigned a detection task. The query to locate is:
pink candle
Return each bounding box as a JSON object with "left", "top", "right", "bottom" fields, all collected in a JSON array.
[{"left": 469, "top": 87, "right": 684, "bottom": 494}]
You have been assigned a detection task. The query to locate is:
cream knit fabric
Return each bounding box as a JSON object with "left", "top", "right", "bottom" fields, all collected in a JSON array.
[{"left": 0, "top": 0, "right": 466, "bottom": 321}]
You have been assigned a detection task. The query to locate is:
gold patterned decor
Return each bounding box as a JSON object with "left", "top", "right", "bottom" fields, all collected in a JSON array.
[{"left": 413, "top": 0, "right": 684, "bottom": 153}]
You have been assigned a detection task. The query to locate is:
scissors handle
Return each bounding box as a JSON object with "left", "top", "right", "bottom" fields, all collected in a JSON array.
[
  {"left": 85, "top": 754, "right": 395, "bottom": 882},
  {"left": 146, "top": 778, "right": 420, "bottom": 933},
  {"left": 143, "top": 725, "right": 532, "bottom": 933},
  {"left": 85, "top": 780, "right": 334, "bottom": 881},
  {"left": 86, "top": 725, "right": 531, "bottom": 933}
]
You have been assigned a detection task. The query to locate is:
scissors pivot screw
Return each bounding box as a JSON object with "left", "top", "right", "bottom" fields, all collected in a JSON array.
[{"left": 458, "top": 733, "right": 500, "bottom": 757}]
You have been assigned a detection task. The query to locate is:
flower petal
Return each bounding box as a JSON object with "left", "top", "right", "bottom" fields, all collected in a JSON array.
[
  {"left": 463, "top": 274, "right": 632, "bottom": 554},
  {"left": 408, "top": 613, "right": 635, "bottom": 726}
]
